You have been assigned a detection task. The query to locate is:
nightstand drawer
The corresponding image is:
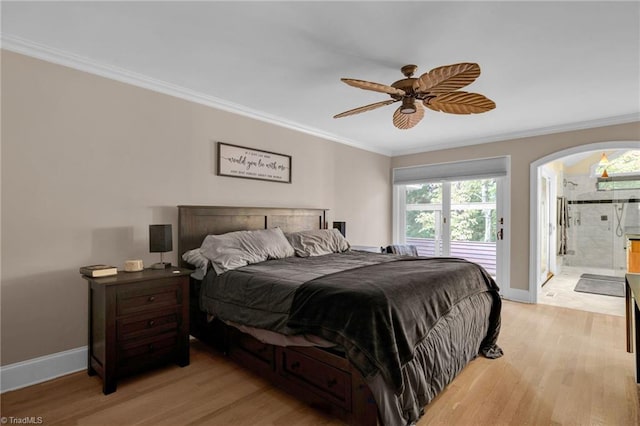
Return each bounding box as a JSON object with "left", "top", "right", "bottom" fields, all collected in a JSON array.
[
  {"left": 117, "top": 310, "right": 180, "bottom": 341},
  {"left": 119, "top": 332, "right": 177, "bottom": 360},
  {"left": 117, "top": 280, "right": 182, "bottom": 316},
  {"left": 118, "top": 334, "right": 178, "bottom": 377}
]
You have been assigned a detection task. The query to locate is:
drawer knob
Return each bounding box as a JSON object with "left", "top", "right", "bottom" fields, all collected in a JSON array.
[
  {"left": 147, "top": 296, "right": 155, "bottom": 302},
  {"left": 291, "top": 361, "right": 300, "bottom": 370},
  {"left": 148, "top": 320, "right": 155, "bottom": 327},
  {"left": 148, "top": 344, "right": 155, "bottom": 352},
  {"left": 327, "top": 378, "right": 338, "bottom": 388}
]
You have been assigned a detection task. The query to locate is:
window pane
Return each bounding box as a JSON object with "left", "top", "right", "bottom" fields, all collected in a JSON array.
[
  {"left": 405, "top": 183, "right": 442, "bottom": 256},
  {"left": 450, "top": 179, "right": 497, "bottom": 276}
]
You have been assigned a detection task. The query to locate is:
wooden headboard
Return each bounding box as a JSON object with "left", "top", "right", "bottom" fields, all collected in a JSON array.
[{"left": 177, "top": 206, "right": 327, "bottom": 268}]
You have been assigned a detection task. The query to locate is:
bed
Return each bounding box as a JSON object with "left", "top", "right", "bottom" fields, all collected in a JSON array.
[{"left": 178, "top": 205, "right": 502, "bottom": 426}]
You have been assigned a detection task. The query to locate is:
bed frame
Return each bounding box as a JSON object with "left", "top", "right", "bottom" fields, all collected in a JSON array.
[{"left": 177, "top": 206, "right": 378, "bottom": 425}]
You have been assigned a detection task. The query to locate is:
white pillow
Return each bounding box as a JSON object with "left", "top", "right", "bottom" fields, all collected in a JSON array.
[
  {"left": 200, "top": 228, "right": 295, "bottom": 274},
  {"left": 181, "top": 248, "right": 209, "bottom": 280},
  {"left": 286, "top": 228, "right": 350, "bottom": 257}
]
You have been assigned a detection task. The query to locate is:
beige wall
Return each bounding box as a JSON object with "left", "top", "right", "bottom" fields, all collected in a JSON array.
[
  {"left": 393, "top": 122, "right": 640, "bottom": 292},
  {"left": 0, "top": 51, "right": 391, "bottom": 365}
]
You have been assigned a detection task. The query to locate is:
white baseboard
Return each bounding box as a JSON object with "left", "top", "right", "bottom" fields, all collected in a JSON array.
[
  {"left": 502, "top": 287, "right": 532, "bottom": 303},
  {"left": 0, "top": 346, "right": 87, "bottom": 393}
]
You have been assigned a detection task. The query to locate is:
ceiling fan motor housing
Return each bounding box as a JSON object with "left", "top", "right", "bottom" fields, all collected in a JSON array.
[{"left": 391, "top": 75, "right": 419, "bottom": 114}]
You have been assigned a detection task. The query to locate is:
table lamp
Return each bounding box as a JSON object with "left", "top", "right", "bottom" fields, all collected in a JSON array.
[
  {"left": 333, "top": 221, "right": 346, "bottom": 237},
  {"left": 149, "top": 224, "right": 172, "bottom": 269}
]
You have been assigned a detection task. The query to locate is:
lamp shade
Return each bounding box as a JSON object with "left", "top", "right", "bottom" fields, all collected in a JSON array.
[{"left": 149, "top": 224, "right": 173, "bottom": 253}]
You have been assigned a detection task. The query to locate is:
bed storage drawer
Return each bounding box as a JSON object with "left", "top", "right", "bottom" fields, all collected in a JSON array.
[
  {"left": 281, "top": 348, "right": 352, "bottom": 408},
  {"left": 228, "top": 329, "right": 275, "bottom": 378},
  {"left": 232, "top": 330, "right": 274, "bottom": 363}
]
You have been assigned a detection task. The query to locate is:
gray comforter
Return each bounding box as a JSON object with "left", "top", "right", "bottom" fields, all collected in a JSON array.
[
  {"left": 200, "top": 251, "right": 502, "bottom": 425},
  {"left": 200, "top": 251, "right": 398, "bottom": 333}
]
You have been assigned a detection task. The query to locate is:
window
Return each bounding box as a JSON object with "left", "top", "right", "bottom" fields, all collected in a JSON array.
[
  {"left": 393, "top": 156, "right": 509, "bottom": 284},
  {"left": 399, "top": 179, "right": 498, "bottom": 275},
  {"left": 594, "top": 150, "right": 640, "bottom": 191}
]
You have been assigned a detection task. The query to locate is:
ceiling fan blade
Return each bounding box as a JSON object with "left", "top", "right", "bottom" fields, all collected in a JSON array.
[
  {"left": 333, "top": 99, "right": 398, "bottom": 119},
  {"left": 424, "top": 91, "right": 496, "bottom": 114},
  {"left": 414, "top": 63, "right": 481, "bottom": 94},
  {"left": 341, "top": 78, "right": 406, "bottom": 96},
  {"left": 392, "top": 102, "right": 424, "bottom": 129}
]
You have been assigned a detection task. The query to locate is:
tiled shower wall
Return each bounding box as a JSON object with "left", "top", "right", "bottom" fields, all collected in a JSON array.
[{"left": 563, "top": 174, "right": 640, "bottom": 271}]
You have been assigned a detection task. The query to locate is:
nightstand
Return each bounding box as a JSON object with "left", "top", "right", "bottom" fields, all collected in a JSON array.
[{"left": 84, "top": 267, "right": 192, "bottom": 394}]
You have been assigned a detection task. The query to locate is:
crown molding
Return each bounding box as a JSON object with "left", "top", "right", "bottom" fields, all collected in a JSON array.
[
  {"left": 0, "top": 34, "right": 392, "bottom": 156},
  {"left": 390, "top": 113, "right": 640, "bottom": 157}
]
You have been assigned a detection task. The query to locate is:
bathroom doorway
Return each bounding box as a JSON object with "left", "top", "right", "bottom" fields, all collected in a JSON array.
[
  {"left": 532, "top": 145, "right": 640, "bottom": 316},
  {"left": 539, "top": 167, "right": 556, "bottom": 287}
]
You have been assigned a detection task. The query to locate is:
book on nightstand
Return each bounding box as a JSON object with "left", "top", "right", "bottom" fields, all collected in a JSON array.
[{"left": 79, "top": 264, "right": 118, "bottom": 277}]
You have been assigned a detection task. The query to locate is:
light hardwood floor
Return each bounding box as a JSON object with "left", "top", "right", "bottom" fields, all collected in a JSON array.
[{"left": 2, "top": 301, "right": 639, "bottom": 425}]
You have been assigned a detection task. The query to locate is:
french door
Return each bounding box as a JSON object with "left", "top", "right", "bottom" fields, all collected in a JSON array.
[{"left": 395, "top": 177, "right": 507, "bottom": 284}]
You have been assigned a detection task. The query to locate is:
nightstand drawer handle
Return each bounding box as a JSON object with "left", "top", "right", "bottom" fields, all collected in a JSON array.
[
  {"left": 147, "top": 296, "right": 155, "bottom": 302},
  {"left": 327, "top": 378, "right": 338, "bottom": 388},
  {"left": 148, "top": 344, "right": 155, "bottom": 352},
  {"left": 291, "top": 361, "right": 300, "bottom": 370},
  {"left": 148, "top": 320, "right": 155, "bottom": 327}
]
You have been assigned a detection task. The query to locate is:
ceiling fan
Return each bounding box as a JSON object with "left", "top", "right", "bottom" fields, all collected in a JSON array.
[{"left": 333, "top": 63, "right": 496, "bottom": 129}]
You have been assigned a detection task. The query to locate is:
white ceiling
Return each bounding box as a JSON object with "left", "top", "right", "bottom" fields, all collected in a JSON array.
[{"left": 2, "top": 1, "right": 639, "bottom": 156}]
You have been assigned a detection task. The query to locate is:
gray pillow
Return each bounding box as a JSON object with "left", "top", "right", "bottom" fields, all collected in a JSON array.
[
  {"left": 200, "top": 228, "right": 295, "bottom": 274},
  {"left": 286, "top": 228, "right": 350, "bottom": 257},
  {"left": 181, "top": 248, "right": 209, "bottom": 280}
]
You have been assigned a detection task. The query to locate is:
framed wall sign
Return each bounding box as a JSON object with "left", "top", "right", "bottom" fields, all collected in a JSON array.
[{"left": 217, "top": 142, "right": 292, "bottom": 183}]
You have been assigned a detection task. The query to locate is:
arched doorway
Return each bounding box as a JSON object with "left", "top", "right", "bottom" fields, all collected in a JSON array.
[{"left": 529, "top": 141, "right": 640, "bottom": 304}]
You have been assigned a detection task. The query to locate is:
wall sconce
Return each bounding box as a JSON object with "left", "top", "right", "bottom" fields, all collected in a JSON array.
[{"left": 149, "top": 224, "right": 173, "bottom": 269}]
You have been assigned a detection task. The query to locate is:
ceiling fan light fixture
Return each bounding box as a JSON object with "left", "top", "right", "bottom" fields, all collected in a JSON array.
[{"left": 400, "top": 98, "right": 416, "bottom": 114}]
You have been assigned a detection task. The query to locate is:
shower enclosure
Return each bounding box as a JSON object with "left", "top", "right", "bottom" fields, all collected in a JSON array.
[{"left": 561, "top": 175, "right": 640, "bottom": 274}]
